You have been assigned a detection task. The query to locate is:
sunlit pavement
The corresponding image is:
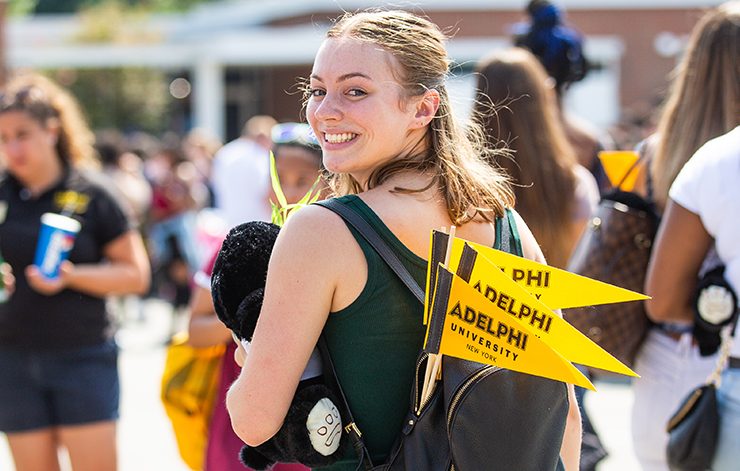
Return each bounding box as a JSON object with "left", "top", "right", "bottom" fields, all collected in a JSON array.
[{"left": 1, "top": 298, "right": 639, "bottom": 470}]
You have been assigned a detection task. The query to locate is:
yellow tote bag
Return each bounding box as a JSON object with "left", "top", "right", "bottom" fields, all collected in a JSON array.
[{"left": 161, "top": 332, "right": 226, "bottom": 470}]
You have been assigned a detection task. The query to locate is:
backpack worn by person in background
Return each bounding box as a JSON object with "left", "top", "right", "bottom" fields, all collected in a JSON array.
[{"left": 317, "top": 199, "right": 568, "bottom": 471}]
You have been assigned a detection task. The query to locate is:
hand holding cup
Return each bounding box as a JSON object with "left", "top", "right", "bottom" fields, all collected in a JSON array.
[{"left": 25, "top": 260, "right": 73, "bottom": 296}]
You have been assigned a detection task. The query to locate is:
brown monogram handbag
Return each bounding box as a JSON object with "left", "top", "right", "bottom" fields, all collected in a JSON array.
[{"left": 564, "top": 159, "right": 659, "bottom": 372}]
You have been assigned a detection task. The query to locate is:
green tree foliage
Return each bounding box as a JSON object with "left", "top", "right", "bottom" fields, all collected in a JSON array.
[
  {"left": 33, "top": 0, "right": 95, "bottom": 14},
  {"left": 44, "top": 0, "right": 177, "bottom": 134},
  {"left": 12, "top": 0, "right": 217, "bottom": 134},
  {"left": 53, "top": 68, "right": 170, "bottom": 134},
  {"left": 7, "top": 0, "right": 38, "bottom": 16}
]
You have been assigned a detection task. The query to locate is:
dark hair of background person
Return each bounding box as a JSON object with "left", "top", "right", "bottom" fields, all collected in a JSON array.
[
  {"left": 473, "top": 47, "right": 579, "bottom": 268},
  {"left": 514, "top": 0, "right": 589, "bottom": 94},
  {"left": 0, "top": 72, "right": 98, "bottom": 169}
]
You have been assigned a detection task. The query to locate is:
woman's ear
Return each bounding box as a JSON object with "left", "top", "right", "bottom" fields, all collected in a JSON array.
[
  {"left": 45, "top": 117, "right": 61, "bottom": 147},
  {"left": 412, "top": 89, "right": 440, "bottom": 129}
]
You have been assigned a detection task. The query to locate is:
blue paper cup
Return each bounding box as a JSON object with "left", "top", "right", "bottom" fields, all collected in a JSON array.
[{"left": 33, "top": 213, "right": 81, "bottom": 279}]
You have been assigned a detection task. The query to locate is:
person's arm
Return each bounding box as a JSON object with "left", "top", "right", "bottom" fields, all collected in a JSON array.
[
  {"left": 560, "top": 384, "right": 582, "bottom": 471},
  {"left": 566, "top": 166, "right": 600, "bottom": 264},
  {"left": 514, "top": 210, "right": 582, "bottom": 470},
  {"left": 226, "top": 205, "right": 345, "bottom": 446},
  {"left": 644, "top": 200, "right": 712, "bottom": 324},
  {"left": 187, "top": 280, "right": 232, "bottom": 348},
  {"left": 26, "top": 229, "right": 150, "bottom": 297}
]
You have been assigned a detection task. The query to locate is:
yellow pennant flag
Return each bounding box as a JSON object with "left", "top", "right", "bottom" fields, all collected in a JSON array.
[
  {"left": 455, "top": 244, "right": 637, "bottom": 377},
  {"left": 446, "top": 235, "right": 649, "bottom": 310},
  {"left": 598, "top": 150, "right": 641, "bottom": 191},
  {"left": 425, "top": 265, "right": 595, "bottom": 390}
]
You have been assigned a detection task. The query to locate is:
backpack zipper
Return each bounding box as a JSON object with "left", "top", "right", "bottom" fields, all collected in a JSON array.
[
  {"left": 414, "top": 352, "right": 436, "bottom": 414},
  {"left": 446, "top": 365, "right": 500, "bottom": 429},
  {"left": 445, "top": 366, "right": 501, "bottom": 470}
]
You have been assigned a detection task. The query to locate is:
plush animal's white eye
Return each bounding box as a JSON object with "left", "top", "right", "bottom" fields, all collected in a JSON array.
[{"left": 307, "top": 398, "right": 342, "bottom": 456}]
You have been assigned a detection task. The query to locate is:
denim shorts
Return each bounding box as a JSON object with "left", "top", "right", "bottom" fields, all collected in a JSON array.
[{"left": 0, "top": 340, "right": 120, "bottom": 433}]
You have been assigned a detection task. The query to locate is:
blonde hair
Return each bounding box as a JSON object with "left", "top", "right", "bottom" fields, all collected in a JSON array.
[
  {"left": 651, "top": 1, "right": 740, "bottom": 208},
  {"left": 0, "top": 72, "right": 97, "bottom": 169},
  {"left": 321, "top": 9, "right": 514, "bottom": 223},
  {"left": 473, "top": 47, "right": 578, "bottom": 267}
]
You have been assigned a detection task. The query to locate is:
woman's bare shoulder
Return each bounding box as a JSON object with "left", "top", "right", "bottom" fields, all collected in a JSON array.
[
  {"left": 277, "top": 202, "right": 354, "bottom": 253},
  {"left": 272, "top": 201, "right": 368, "bottom": 277}
]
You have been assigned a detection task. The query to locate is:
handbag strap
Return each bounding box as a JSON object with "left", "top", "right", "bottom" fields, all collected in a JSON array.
[
  {"left": 633, "top": 139, "right": 655, "bottom": 203},
  {"left": 707, "top": 326, "right": 735, "bottom": 387}
]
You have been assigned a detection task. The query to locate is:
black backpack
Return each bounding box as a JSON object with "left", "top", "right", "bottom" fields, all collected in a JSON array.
[{"left": 317, "top": 200, "right": 568, "bottom": 471}]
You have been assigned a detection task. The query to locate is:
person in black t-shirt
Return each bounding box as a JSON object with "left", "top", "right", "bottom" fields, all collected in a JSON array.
[{"left": 0, "top": 73, "right": 150, "bottom": 471}]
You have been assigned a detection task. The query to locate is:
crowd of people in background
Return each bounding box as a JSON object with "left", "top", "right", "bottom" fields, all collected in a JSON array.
[{"left": 0, "top": 0, "right": 737, "bottom": 470}]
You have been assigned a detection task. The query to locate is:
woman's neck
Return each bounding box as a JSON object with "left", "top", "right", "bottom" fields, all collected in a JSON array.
[
  {"left": 362, "top": 170, "right": 437, "bottom": 198},
  {"left": 22, "top": 157, "right": 64, "bottom": 196}
]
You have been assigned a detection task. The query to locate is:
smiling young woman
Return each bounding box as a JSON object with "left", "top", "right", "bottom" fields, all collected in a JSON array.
[{"left": 226, "top": 10, "right": 582, "bottom": 471}]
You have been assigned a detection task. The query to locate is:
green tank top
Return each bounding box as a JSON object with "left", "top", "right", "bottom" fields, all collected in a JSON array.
[{"left": 318, "top": 195, "right": 521, "bottom": 471}]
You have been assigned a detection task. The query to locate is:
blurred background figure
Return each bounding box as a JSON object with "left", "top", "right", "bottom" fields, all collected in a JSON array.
[
  {"left": 645, "top": 125, "right": 740, "bottom": 471},
  {"left": 182, "top": 127, "right": 223, "bottom": 209},
  {"left": 473, "top": 47, "right": 599, "bottom": 269},
  {"left": 95, "top": 129, "right": 152, "bottom": 229},
  {"left": 95, "top": 129, "right": 153, "bottom": 324},
  {"left": 513, "top": 0, "right": 614, "bottom": 192},
  {"left": 629, "top": 3, "right": 740, "bottom": 470},
  {"left": 473, "top": 47, "right": 604, "bottom": 471},
  {"left": 211, "top": 115, "right": 276, "bottom": 228},
  {"left": 145, "top": 143, "right": 207, "bottom": 317},
  {"left": 0, "top": 72, "right": 150, "bottom": 471},
  {"left": 269, "top": 122, "right": 327, "bottom": 205},
  {"left": 187, "top": 121, "right": 324, "bottom": 471}
]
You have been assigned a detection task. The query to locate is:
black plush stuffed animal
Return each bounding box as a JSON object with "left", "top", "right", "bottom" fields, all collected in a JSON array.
[{"left": 211, "top": 221, "right": 345, "bottom": 470}]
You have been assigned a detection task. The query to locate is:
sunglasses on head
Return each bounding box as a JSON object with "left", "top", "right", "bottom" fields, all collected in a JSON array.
[{"left": 271, "top": 123, "right": 319, "bottom": 148}]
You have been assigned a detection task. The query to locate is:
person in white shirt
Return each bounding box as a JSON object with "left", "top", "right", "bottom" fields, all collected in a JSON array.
[
  {"left": 211, "top": 115, "right": 276, "bottom": 227},
  {"left": 646, "top": 126, "right": 740, "bottom": 470},
  {"left": 629, "top": 4, "right": 738, "bottom": 468}
]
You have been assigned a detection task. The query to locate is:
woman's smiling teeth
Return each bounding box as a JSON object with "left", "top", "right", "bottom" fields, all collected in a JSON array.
[{"left": 324, "top": 132, "right": 357, "bottom": 144}]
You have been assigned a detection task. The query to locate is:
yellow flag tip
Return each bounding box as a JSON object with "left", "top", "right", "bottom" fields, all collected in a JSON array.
[
  {"left": 580, "top": 378, "right": 597, "bottom": 391},
  {"left": 588, "top": 366, "right": 640, "bottom": 378}
]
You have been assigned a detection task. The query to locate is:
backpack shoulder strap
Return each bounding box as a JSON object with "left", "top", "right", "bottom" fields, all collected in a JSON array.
[
  {"left": 315, "top": 198, "right": 424, "bottom": 303},
  {"left": 315, "top": 198, "right": 426, "bottom": 470},
  {"left": 498, "top": 208, "right": 523, "bottom": 256}
]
